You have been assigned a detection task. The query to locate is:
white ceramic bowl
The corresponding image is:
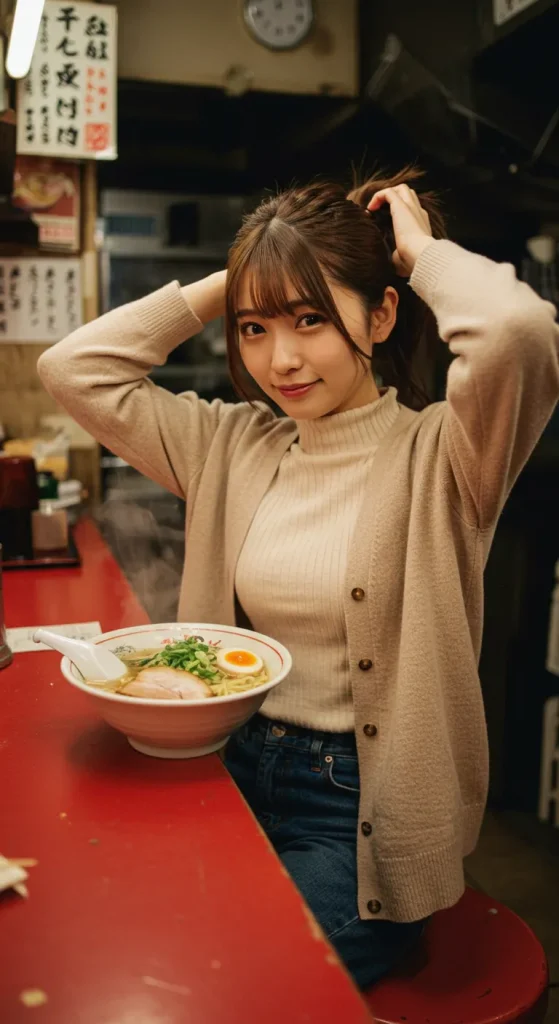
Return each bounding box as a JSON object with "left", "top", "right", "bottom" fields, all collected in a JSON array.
[{"left": 60, "top": 623, "right": 292, "bottom": 759}]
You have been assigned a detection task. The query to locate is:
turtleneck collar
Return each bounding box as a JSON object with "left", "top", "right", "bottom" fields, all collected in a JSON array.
[{"left": 296, "top": 387, "right": 400, "bottom": 455}]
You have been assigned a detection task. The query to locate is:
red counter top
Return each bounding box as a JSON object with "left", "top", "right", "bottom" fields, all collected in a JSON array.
[{"left": 1, "top": 519, "right": 372, "bottom": 1024}]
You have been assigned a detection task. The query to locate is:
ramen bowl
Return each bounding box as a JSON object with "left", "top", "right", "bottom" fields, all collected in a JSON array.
[{"left": 60, "top": 623, "right": 292, "bottom": 759}]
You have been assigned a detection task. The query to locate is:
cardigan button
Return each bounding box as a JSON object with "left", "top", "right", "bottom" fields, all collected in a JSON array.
[
  {"left": 363, "top": 723, "right": 378, "bottom": 737},
  {"left": 358, "top": 658, "right": 373, "bottom": 672},
  {"left": 367, "top": 899, "right": 382, "bottom": 915},
  {"left": 361, "top": 821, "right": 373, "bottom": 837},
  {"left": 351, "top": 587, "right": 365, "bottom": 602}
]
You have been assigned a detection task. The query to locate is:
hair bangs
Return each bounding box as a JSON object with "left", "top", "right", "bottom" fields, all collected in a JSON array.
[{"left": 236, "top": 219, "right": 338, "bottom": 323}]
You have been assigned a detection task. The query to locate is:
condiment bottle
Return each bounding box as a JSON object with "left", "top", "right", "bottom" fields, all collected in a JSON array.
[
  {"left": 31, "top": 504, "right": 69, "bottom": 552},
  {"left": 0, "top": 455, "right": 39, "bottom": 561}
]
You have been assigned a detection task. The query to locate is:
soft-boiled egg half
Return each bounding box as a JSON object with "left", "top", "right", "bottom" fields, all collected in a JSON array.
[{"left": 216, "top": 648, "right": 263, "bottom": 678}]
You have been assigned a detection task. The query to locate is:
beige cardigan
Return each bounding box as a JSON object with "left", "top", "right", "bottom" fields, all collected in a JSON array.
[{"left": 38, "top": 240, "right": 559, "bottom": 922}]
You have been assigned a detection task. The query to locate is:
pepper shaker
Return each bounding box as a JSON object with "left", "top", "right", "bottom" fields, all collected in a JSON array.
[{"left": 0, "top": 546, "right": 13, "bottom": 670}]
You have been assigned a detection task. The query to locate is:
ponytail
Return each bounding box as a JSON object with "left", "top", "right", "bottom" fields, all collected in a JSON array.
[{"left": 348, "top": 167, "right": 447, "bottom": 409}]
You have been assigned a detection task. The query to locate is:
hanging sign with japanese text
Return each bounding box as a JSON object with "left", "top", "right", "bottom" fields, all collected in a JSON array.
[
  {"left": 0, "top": 259, "right": 82, "bottom": 342},
  {"left": 16, "top": 1, "right": 117, "bottom": 160}
]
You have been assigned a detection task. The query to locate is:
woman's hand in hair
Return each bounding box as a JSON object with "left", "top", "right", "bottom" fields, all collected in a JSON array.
[{"left": 367, "top": 185, "right": 433, "bottom": 277}]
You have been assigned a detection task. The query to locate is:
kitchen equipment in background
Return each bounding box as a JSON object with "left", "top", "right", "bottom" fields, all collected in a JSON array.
[
  {"left": 538, "top": 696, "right": 559, "bottom": 828},
  {"left": 520, "top": 234, "right": 559, "bottom": 442},
  {"left": 538, "top": 562, "right": 559, "bottom": 828},
  {"left": 101, "top": 190, "right": 243, "bottom": 257},
  {"left": 547, "top": 559, "right": 559, "bottom": 677},
  {"left": 99, "top": 189, "right": 243, "bottom": 399},
  {"left": 0, "top": 455, "right": 39, "bottom": 560},
  {"left": 0, "top": 547, "right": 13, "bottom": 670}
]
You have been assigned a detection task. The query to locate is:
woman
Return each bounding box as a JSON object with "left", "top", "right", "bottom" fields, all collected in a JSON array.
[{"left": 38, "top": 171, "right": 559, "bottom": 990}]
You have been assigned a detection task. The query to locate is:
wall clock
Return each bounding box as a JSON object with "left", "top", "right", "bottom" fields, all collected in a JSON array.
[{"left": 243, "top": 0, "right": 315, "bottom": 51}]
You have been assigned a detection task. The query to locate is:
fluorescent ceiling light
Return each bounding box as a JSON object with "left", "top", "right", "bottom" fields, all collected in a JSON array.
[{"left": 6, "top": 0, "right": 46, "bottom": 79}]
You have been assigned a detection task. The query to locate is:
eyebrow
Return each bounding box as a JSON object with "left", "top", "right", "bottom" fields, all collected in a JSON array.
[{"left": 235, "top": 298, "right": 316, "bottom": 319}]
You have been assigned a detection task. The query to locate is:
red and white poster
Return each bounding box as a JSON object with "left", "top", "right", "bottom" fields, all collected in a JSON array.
[
  {"left": 16, "top": 1, "right": 117, "bottom": 161},
  {"left": 13, "top": 156, "right": 81, "bottom": 251}
]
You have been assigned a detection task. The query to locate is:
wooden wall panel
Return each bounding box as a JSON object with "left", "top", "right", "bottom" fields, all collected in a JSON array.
[{"left": 0, "top": 345, "right": 62, "bottom": 437}]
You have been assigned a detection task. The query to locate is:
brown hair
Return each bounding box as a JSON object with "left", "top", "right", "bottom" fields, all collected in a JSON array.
[{"left": 225, "top": 167, "right": 446, "bottom": 410}]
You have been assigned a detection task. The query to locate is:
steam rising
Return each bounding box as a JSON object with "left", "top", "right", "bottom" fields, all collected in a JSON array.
[{"left": 95, "top": 474, "right": 185, "bottom": 622}]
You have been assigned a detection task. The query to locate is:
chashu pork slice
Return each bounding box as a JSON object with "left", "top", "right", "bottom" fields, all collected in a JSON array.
[{"left": 119, "top": 666, "right": 212, "bottom": 700}]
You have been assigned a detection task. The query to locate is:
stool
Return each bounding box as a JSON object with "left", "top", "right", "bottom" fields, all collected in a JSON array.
[{"left": 365, "top": 887, "right": 549, "bottom": 1024}]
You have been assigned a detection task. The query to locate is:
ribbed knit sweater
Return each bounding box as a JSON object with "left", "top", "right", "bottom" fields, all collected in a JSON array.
[{"left": 236, "top": 389, "right": 400, "bottom": 729}]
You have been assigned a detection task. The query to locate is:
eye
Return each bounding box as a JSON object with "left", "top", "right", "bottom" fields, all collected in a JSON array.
[
  {"left": 297, "top": 313, "right": 327, "bottom": 329},
  {"left": 239, "top": 322, "right": 266, "bottom": 338}
]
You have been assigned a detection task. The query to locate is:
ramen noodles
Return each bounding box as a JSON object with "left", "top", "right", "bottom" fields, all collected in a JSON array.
[{"left": 87, "top": 635, "right": 269, "bottom": 700}]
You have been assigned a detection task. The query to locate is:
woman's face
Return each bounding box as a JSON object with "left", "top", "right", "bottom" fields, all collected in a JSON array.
[{"left": 235, "top": 274, "right": 396, "bottom": 419}]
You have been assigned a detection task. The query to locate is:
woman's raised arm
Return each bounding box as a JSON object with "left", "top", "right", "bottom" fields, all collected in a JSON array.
[{"left": 38, "top": 272, "right": 231, "bottom": 499}]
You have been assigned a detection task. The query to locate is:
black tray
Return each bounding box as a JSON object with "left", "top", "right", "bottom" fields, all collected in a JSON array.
[{"left": 1, "top": 530, "right": 80, "bottom": 570}]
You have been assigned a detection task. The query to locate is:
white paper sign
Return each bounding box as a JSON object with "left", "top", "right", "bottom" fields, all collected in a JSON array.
[
  {"left": 6, "top": 621, "right": 102, "bottom": 654},
  {"left": 493, "top": 0, "right": 539, "bottom": 26},
  {"left": 16, "top": 1, "right": 117, "bottom": 160},
  {"left": 0, "top": 258, "right": 82, "bottom": 342}
]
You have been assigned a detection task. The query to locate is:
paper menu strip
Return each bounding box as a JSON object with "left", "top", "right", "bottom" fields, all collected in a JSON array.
[
  {"left": 0, "top": 257, "right": 82, "bottom": 343},
  {"left": 6, "top": 621, "right": 102, "bottom": 654}
]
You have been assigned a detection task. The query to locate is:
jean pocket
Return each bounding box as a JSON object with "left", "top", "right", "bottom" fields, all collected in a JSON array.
[{"left": 325, "top": 754, "right": 360, "bottom": 793}]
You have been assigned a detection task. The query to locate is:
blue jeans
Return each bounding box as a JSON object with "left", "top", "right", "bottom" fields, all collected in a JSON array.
[{"left": 224, "top": 714, "right": 426, "bottom": 990}]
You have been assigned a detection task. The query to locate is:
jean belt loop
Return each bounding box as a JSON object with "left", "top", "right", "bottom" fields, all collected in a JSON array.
[{"left": 310, "top": 735, "right": 323, "bottom": 772}]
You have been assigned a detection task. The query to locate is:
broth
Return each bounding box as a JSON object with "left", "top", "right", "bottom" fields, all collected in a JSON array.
[{"left": 87, "top": 636, "right": 270, "bottom": 700}]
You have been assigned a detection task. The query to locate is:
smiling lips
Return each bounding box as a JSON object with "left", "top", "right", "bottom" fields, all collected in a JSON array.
[{"left": 276, "top": 381, "right": 320, "bottom": 399}]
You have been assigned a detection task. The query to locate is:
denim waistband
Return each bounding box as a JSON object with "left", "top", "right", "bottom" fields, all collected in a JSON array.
[{"left": 250, "top": 713, "right": 357, "bottom": 757}]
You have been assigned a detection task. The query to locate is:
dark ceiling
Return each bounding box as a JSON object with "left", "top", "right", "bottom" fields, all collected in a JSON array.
[
  {"left": 99, "top": 0, "right": 559, "bottom": 245},
  {"left": 98, "top": 82, "right": 413, "bottom": 193}
]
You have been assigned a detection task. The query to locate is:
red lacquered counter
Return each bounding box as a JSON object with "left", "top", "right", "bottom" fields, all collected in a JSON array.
[{"left": 1, "top": 519, "right": 372, "bottom": 1024}]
